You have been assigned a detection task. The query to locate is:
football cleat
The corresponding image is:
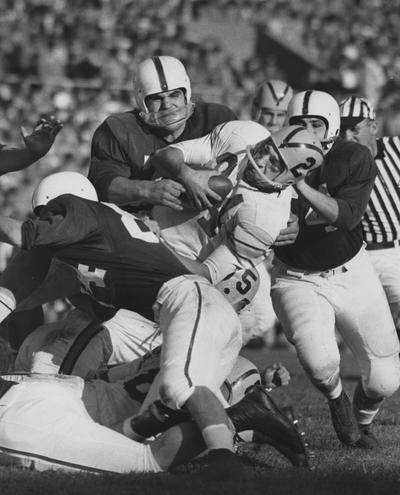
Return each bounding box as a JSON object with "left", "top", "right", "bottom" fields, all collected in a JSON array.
[
  {"left": 328, "top": 391, "right": 360, "bottom": 446},
  {"left": 354, "top": 424, "right": 380, "bottom": 450},
  {"left": 227, "top": 384, "right": 310, "bottom": 467}
]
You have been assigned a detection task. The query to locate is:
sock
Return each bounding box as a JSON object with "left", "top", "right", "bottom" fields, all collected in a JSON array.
[
  {"left": 202, "top": 424, "right": 234, "bottom": 452},
  {"left": 353, "top": 382, "right": 382, "bottom": 425},
  {"left": 327, "top": 382, "right": 343, "bottom": 400}
]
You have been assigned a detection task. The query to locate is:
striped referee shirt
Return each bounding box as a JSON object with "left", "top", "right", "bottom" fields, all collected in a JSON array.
[{"left": 362, "top": 136, "right": 400, "bottom": 244}]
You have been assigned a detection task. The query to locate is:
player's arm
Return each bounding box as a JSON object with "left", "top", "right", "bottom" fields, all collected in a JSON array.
[
  {"left": 147, "top": 140, "right": 222, "bottom": 210},
  {"left": 0, "top": 116, "right": 63, "bottom": 175},
  {"left": 295, "top": 147, "right": 376, "bottom": 229},
  {"left": 0, "top": 216, "right": 23, "bottom": 246},
  {"left": 295, "top": 179, "right": 339, "bottom": 224},
  {"left": 89, "top": 125, "right": 185, "bottom": 210}
]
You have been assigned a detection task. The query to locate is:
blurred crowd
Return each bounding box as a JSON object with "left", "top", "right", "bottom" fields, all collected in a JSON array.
[{"left": 1, "top": 0, "right": 400, "bottom": 219}]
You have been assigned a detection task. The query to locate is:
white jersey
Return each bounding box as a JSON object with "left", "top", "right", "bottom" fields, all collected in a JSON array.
[
  {"left": 152, "top": 120, "right": 291, "bottom": 283},
  {"left": 152, "top": 120, "right": 268, "bottom": 261}
]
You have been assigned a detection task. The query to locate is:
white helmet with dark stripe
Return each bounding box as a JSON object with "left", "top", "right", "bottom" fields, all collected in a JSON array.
[
  {"left": 251, "top": 80, "right": 293, "bottom": 117},
  {"left": 244, "top": 125, "right": 324, "bottom": 192},
  {"left": 133, "top": 56, "right": 193, "bottom": 128},
  {"left": 287, "top": 90, "right": 340, "bottom": 150}
]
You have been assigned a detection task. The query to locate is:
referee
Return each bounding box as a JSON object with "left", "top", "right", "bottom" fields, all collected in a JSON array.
[{"left": 340, "top": 96, "right": 400, "bottom": 333}]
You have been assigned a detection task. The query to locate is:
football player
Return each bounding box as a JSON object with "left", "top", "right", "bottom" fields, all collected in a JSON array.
[
  {"left": 89, "top": 55, "right": 236, "bottom": 212},
  {"left": 0, "top": 338, "right": 305, "bottom": 474},
  {"left": 250, "top": 79, "right": 295, "bottom": 347},
  {"left": 0, "top": 55, "right": 235, "bottom": 348},
  {"left": 119, "top": 121, "right": 323, "bottom": 444},
  {"left": 270, "top": 90, "right": 400, "bottom": 449},
  {"left": 339, "top": 96, "right": 400, "bottom": 334},
  {"left": 251, "top": 79, "right": 293, "bottom": 134},
  {"left": 0, "top": 170, "right": 309, "bottom": 474}
]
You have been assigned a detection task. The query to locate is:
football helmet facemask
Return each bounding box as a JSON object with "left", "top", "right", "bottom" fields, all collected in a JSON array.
[{"left": 243, "top": 125, "right": 324, "bottom": 192}]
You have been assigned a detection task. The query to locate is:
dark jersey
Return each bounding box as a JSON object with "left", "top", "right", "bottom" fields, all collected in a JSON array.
[
  {"left": 275, "top": 139, "right": 377, "bottom": 270},
  {"left": 88, "top": 102, "right": 236, "bottom": 204},
  {"left": 21, "top": 195, "right": 190, "bottom": 320}
]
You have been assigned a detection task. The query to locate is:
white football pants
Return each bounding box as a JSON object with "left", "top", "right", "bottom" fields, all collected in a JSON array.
[
  {"left": 367, "top": 245, "right": 400, "bottom": 330},
  {"left": 145, "top": 274, "right": 242, "bottom": 410},
  {"left": 271, "top": 247, "right": 400, "bottom": 401},
  {"left": 0, "top": 375, "right": 160, "bottom": 473}
]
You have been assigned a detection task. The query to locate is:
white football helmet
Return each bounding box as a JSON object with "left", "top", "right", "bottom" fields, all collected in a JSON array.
[
  {"left": 133, "top": 56, "right": 193, "bottom": 128},
  {"left": 32, "top": 171, "right": 98, "bottom": 214},
  {"left": 221, "top": 356, "right": 261, "bottom": 405},
  {"left": 251, "top": 80, "right": 293, "bottom": 118},
  {"left": 244, "top": 125, "right": 324, "bottom": 192},
  {"left": 287, "top": 90, "right": 340, "bottom": 150},
  {"left": 339, "top": 95, "right": 376, "bottom": 120}
]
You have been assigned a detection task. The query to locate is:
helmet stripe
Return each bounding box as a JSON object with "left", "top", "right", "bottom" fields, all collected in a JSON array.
[
  {"left": 302, "top": 90, "right": 313, "bottom": 114},
  {"left": 151, "top": 56, "right": 168, "bottom": 91},
  {"left": 267, "top": 81, "right": 278, "bottom": 103},
  {"left": 282, "top": 126, "right": 305, "bottom": 143},
  {"left": 267, "top": 81, "right": 290, "bottom": 105}
]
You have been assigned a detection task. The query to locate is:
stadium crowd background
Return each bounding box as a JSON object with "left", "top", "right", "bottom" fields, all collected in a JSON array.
[{"left": 1, "top": 0, "right": 400, "bottom": 229}]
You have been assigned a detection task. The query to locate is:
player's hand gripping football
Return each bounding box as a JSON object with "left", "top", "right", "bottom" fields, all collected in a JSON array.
[
  {"left": 178, "top": 165, "right": 228, "bottom": 210},
  {"left": 21, "top": 115, "right": 63, "bottom": 158},
  {"left": 261, "top": 362, "right": 290, "bottom": 389}
]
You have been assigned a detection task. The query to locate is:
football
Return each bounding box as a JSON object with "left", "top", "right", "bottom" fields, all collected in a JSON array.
[{"left": 208, "top": 174, "right": 233, "bottom": 202}]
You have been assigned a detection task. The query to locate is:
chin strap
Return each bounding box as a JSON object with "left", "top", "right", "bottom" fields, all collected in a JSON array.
[{"left": 140, "top": 103, "right": 194, "bottom": 128}]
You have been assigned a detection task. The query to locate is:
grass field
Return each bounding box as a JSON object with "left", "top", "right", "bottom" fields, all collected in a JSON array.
[{"left": 2, "top": 345, "right": 400, "bottom": 495}]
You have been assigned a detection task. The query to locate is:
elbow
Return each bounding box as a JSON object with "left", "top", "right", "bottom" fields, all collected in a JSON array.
[{"left": 333, "top": 212, "right": 362, "bottom": 231}]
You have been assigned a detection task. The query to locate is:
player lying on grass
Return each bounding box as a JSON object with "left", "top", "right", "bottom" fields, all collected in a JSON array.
[
  {"left": 0, "top": 337, "right": 308, "bottom": 474},
  {"left": 0, "top": 166, "right": 313, "bottom": 475}
]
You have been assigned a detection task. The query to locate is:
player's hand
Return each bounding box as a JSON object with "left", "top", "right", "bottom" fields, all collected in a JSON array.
[
  {"left": 21, "top": 115, "right": 63, "bottom": 157},
  {"left": 261, "top": 362, "right": 290, "bottom": 389},
  {"left": 274, "top": 212, "right": 299, "bottom": 246},
  {"left": 179, "top": 167, "right": 222, "bottom": 210},
  {"left": 145, "top": 179, "right": 185, "bottom": 210}
]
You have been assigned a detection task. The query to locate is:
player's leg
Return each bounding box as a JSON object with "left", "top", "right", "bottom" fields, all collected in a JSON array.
[
  {"left": 159, "top": 277, "right": 241, "bottom": 456},
  {"left": 15, "top": 308, "right": 162, "bottom": 378},
  {"left": 0, "top": 375, "right": 161, "bottom": 474},
  {"left": 368, "top": 248, "right": 400, "bottom": 333},
  {"left": 102, "top": 309, "right": 162, "bottom": 365},
  {"left": 336, "top": 250, "right": 400, "bottom": 447},
  {"left": 134, "top": 275, "right": 242, "bottom": 472},
  {"left": 271, "top": 265, "right": 359, "bottom": 446},
  {"left": 14, "top": 309, "right": 97, "bottom": 375}
]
